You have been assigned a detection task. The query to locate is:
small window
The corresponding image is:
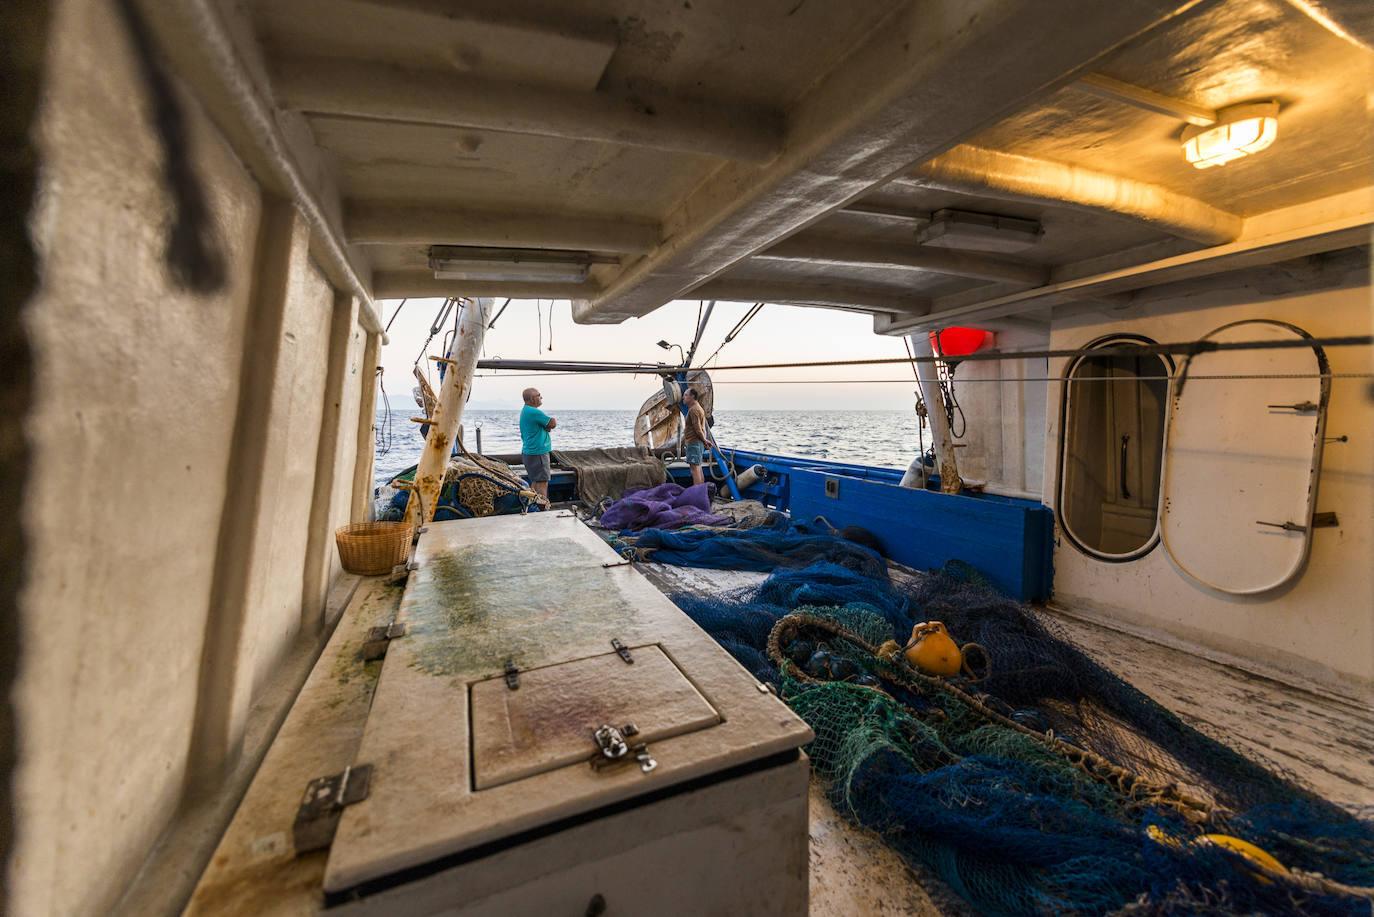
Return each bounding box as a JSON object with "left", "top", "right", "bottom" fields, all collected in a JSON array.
[{"left": 1058, "top": 336, "right": 1172, "bottom": 560}]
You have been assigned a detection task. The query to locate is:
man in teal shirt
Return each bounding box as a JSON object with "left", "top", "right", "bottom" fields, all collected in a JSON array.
[{"left": 520, "top": 387, "right": 556, "bottom": 499}]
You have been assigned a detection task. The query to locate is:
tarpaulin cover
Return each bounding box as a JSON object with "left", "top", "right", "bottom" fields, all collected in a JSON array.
[{"left": 599, "top": 482, "right": 732, "bottom": 531}]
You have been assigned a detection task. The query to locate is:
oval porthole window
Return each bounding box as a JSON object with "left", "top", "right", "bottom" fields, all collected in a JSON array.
[{"left": 1058, "top": 336, "right": 1172, "bottom": 561}]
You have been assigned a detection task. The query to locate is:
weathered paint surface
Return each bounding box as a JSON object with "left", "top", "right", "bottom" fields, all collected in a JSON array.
[
  {"left": 1045, "top": 274, "right": 1374, "bottom": 699},
  {"left": 404, "top": 539, "right": 636, "bottom": 676},
  {"left": 13, "top": 0, "right": 261, "bottom": 911}
]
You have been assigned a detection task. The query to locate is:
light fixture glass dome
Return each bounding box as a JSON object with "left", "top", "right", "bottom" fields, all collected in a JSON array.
[{"left": 1181, "top": 102, "right": 1279, "bottom": 169}]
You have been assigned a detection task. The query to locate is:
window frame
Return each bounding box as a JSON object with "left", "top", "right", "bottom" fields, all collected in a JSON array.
[{"left": 1056, "top": 333, "right": 1175, "bottom": 563}]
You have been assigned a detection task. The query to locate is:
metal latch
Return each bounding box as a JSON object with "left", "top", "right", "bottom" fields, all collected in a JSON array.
[
  {"left": 292, "top": 764, "right": 373, "bottom": 853},
  {"left": 591, "top": 724, "right": 657, "bottom": 774},
  {"left": 1256, "top": 512, "right": 1338, "bottom": 534},
  {"left": 611, "top": 638, "right": 634, "bottom": 664},
  {"left": 504, "top": 659, "right": 520, "bottom": 690},
  {"left": 593, "top": 724, "right": 630, "bottom": 760},
  {"left": 1267, "top": 400, "right": 1319, "bottom": 413},
  {"left": 362, "top": 622, "right": 408, "bottom": 661}
]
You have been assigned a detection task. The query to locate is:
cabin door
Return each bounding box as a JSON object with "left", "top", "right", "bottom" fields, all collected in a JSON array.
[{"left": 1159, "top": 320, "right": 1330, "bottom": 595}]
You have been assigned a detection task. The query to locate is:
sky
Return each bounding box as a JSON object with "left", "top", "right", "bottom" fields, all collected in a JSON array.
[{"left": 377, "top": 297, "right": 926, "bottom": 411}]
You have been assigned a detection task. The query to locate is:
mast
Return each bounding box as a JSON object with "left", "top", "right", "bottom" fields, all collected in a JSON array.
[
  {"left": 404, "top": 298, "right": 491, "bottom": 526},
  {"left": 901, "top": 333, "right": 962, "bottom": 494}
]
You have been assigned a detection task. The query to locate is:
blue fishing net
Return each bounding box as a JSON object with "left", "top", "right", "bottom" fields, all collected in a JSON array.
[{"left": 658, "top": 550, "right": 1374, "bottom": 916}]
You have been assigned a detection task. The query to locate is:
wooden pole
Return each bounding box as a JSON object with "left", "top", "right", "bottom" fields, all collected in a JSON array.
[
  {"left": 403, "top": 298, "right": 491, "bottom": 526},
  {"left": 901, "top": 333, "right": 962, "bottom": 494}
]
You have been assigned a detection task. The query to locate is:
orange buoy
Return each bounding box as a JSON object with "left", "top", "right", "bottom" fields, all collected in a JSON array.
[{"left": 904, "top": 621, "right": 963, "bottom": 676}]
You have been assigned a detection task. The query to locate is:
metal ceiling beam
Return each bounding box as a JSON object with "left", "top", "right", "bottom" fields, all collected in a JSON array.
[
  {"left": 272, "top": 56, "right": 784, "bottom": 162},
  {"left": 873, "top": 187, "right": 1373, "bottom": 335},
  {"left": 371, "top": 272, "right": 597, "bottom": 300},
  {"left": 1284, "top": 0, "right": 1374, "bottom": 50},
  {"left": 754, "top": 231, "right": 1049, "bottom": 284},
  {"left": 347, "top": 204, "right": 659, "bottom": 254},
  {"left": 570, "top": 0, "right": 1202, "bottom": 324},
  {"left": 1072, "top": 72, "right": 1216, "bottom": 126},
  {"left": 691, "top": 278, "right": 930, "bottom": 318},
  {"left": 909, "top": 145, "right": 1244, "bottom": 246}
]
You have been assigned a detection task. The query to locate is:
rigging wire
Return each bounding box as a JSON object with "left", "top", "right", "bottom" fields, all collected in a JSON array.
[
  {"left": 702, "top": 302, "right": 764, "bottom": 367},
  {"left": 471, "top": 371, "right": 1374, "bottom": 383},
  {"left": 383, "top": 298, "right": 407, "bottom": 334},
  {"left": 373, "top": 366, "right": 393, "bottom": 456},
  {"left": 486, "top": 297, "right": 512, "bottom": 330},
  {"left": 685, "top": 334, "right": 1374, "bottom": 372},
  {"left": 930, "top": 334, "right": 966, "bottom": 438}
]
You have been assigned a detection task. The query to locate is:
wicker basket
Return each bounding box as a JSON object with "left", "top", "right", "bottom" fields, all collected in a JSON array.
[{"left": 335, "top": 521, "right": 413, "bottom": 575}]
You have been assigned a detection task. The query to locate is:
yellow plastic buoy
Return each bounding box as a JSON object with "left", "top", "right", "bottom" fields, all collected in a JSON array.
[
  {"left": 1201, "top": 834, "right": 1288, "bottom": 875},
  {"left": 904, "top": 621, "right": 963, "bottom": 676},
  {"left": 1146, "top": 826, "right": 1287, "bottom": 883}
]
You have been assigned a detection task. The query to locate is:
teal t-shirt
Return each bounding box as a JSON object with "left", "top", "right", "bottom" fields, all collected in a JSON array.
[{"left": 520, "top": 404, "right": 552, "bottom": 454}]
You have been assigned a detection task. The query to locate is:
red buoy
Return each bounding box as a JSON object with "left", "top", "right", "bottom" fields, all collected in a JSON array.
[{"left": 930, "top": 327, "right": 988, "bottom": 357}]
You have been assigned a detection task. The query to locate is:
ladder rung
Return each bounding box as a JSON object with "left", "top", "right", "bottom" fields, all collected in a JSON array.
[
  {"left": 428, "top": 356, "right": 458, "bottom": 366},
  {"left": 410, "top": 416, "right": 436, "bottom": 424}
]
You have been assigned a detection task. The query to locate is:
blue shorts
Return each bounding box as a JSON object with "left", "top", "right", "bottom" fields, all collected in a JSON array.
[
  {"left": 522, "top": 452, "right": 551, "bottom": 482},
  {"left": 685, "top": 442, "right": 705, "bottom": 464}
]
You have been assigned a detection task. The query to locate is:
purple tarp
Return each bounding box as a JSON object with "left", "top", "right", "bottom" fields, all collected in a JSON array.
[{"left": 599, "top": 482, "right": 733, "bottom": 531}]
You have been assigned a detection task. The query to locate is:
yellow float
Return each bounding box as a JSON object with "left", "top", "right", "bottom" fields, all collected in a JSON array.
[{"left": 903, "top": 621, "right": 963, "bottom": 676}]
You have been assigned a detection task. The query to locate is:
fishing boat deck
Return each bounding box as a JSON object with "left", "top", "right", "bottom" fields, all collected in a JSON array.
[{"left": 634, "top": 557, "right": 1374, "bottom": 914}]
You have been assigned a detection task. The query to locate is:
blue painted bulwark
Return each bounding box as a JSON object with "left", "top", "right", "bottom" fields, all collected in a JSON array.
[{"left": 720, "top": 449, "right": 1054, "bottom": 601}]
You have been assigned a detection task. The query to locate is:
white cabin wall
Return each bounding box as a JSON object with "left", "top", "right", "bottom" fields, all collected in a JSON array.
[
  {"left": 241, "top": 248, "right": 333, "bottom": 695},
  {"left": 12, "top": 1, "right": 372, "bottom": 912},
  {"left": 949, "top": 326, "right": 1049, "bottom": 495},
  {"left": 13, "top": 0, "right": 261, "bottom": 913},
  {"left": 1042, "top": 269, "right": 1373, "bottom": 700}
]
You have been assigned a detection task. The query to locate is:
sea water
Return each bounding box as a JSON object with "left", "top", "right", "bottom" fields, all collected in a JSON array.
[{"left": 372, "top": 408, "right": 930, "bottom": 487}]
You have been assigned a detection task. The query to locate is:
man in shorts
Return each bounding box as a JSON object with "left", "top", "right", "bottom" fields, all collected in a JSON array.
[
  {"left": 682, "top": 386, "right": 708, "bottom": 487},
  {"left": 519, "top": 387, "right": 556, "bottom": 499}
]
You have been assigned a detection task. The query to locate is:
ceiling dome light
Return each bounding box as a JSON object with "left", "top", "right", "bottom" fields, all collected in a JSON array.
[{"left": 1181, "top": 101, "right": 1279, "bottom": 169}]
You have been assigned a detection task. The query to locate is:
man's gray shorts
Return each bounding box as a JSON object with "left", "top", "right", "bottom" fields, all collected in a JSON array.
[{"left": 522, "top": 452, "right": 551, "bottom": 482}]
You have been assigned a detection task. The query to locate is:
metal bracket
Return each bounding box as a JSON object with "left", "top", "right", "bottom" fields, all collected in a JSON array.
[
  {"left": 504, "top": 658, "right": 520, "bottom": 690},
  {"left": 1267, "top": 400, "right": 1319, "bottom": 413},
  {"left": 362, "top": 622, "right": 408, "bottom": 661},
  {"left": 292, "top": 764, "right": 373, "bottom": 854},
  {"left": 611, "top": 638, "right": 634, "bottom": 664},
  {"left": 1256, "top": 513, "right": 1338, "bottom": 534}
]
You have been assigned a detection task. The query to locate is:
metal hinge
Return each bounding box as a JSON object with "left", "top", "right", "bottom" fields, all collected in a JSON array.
[
  {"left": 292, "top": 764, "right": 373, "bottom": 854},
  {"left": 611, "top": 638, "right": 634, "bottom": 664},
  {"left": 504, "top": 658, "right": 520, "bottom": 690},
  {"left": 362, "top": 622, "right": 408, "bottom": 661}
]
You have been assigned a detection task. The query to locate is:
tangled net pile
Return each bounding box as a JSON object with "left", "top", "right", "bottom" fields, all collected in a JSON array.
[{"left": 667, "top": 557, "right": 1374, "bottom": 916}]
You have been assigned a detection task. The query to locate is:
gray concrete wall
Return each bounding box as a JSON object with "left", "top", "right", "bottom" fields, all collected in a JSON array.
[{"left": 10, "top": 0, "right": 370, "bottom": 912}]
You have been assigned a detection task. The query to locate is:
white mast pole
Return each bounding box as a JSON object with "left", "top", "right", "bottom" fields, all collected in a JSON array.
[
  {"left": 404, "top": 297, "right": 491, "bottom": 526},
  {"left": 900, "top": 332, "right": 962, "bottom": 494}
]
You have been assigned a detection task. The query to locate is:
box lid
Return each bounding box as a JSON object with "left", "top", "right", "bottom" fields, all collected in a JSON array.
[
  {"left": 323, "top": 512, "right": 812, "bottom": 895},
  {"left": 471, "top": 644, "right": 719, "bottom": 790}
]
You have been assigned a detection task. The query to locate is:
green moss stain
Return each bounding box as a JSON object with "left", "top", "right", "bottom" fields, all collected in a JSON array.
[
  {"left": 327, "top": 580, "right": 403, "bottom": 708},
  {"left": 405, "top": 538, "right": 636, "bottom": 677}
]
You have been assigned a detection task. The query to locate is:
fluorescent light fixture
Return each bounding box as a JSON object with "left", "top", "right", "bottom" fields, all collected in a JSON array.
[
  {"left": 916, "top": 209, "right": 1043, "bottom": 253},
  {"left": 428, "top": 246, "right": 617, "bottom": 283},
  {"left": 1181, "top": 102, "right": 1278, "bottom": 169}
]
